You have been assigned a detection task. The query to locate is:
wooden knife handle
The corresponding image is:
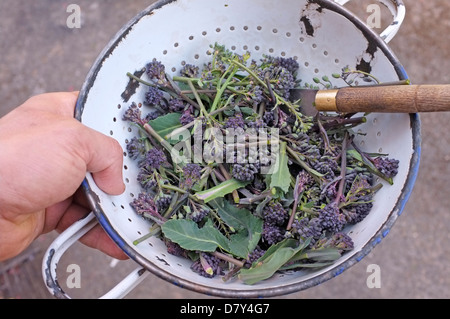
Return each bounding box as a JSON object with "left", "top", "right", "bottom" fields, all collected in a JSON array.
[{"left": 332, "top": 85, "right": 450, "bottom": 113}]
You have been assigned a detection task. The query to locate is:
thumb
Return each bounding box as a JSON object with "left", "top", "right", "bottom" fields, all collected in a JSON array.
[{"left": 81, "top": 126, "right": 126, "bottom": 195}]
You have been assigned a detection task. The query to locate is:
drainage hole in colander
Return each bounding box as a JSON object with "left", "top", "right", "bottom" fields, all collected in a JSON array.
[
  {"left": 243, "top": 26, "right": 248, "bottom": 31},
  {"left": 230, "top": 26, "right": 235, "bottom": 31},
  {"left": 286, "top": 32, "right": 291, "bottom": 38}
]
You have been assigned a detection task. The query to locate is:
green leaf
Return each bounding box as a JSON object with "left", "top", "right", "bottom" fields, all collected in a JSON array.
[
  {"left": 148, "top": 113, "right": 182, "bottom": 142},
  {"left": 161, "top": 218, "right": 229, "bottom": 252},
  {"left": 238, "top": 239, "right": 304, "bottom": 285},
  {"left": 268, "top": 142, "right": 291, "bottom": 194},
  {"left": 347, "top": 149, "right": 394, "bottom": 185},
  {"left": 193, "top": 179, "right": 249, "bottom": 203},
  {"left": 209, "top": 198, "right": 263, "bottom": 258}
]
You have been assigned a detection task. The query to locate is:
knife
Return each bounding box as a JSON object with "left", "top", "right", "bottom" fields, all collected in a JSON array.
[{"left": 289, "top": 84, "right": 450, "bottom": 116}]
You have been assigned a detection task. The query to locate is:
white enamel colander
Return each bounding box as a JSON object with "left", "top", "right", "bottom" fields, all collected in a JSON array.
[{"left": 42, "top": 0, "right": 420, "bottom": 299}]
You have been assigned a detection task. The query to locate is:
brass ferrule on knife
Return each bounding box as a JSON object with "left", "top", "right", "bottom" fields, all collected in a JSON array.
[{"left": 315, "top": 89, "right": 339, "bottom": 112}]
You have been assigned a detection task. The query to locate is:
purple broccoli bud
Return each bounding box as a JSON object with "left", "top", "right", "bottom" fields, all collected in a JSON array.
[
  {"left": 318, "top": 202, "right": 346, "bottom": 234},
  {"left": 263, "top": 201, "right": 288, "bottom": 226},
  {"left": 262, "top": 222, "right": 285, "bottom": 245},
  {"left": 373, "top": 157, "right": 400, "bottom": 179},
  {"left": 141, "top": 148, "right": 167, "bottom": 170},
  {"left": 145, "top": 86, "right": 164, "bottom": 105},
  {"left": 181, "top": 163, "right": 202, "bottom": 189},
  {"left": 190, "top": 253, "right": 222, "bottom": 278},
  {"left": 146, "top": 58, "right": 166, "bottom": 83}
]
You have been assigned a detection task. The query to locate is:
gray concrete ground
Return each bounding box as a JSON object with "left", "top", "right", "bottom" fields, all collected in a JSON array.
[{"left": 0, "top": 0, "right": 449, "bottom": 299}]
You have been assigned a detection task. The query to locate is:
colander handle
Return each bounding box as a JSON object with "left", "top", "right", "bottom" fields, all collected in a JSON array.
[
  {"left": 42, "top": 211, "right": 149, "bottom": 299},
  {"left": 334, "top": 0, "right": 405, "bottom": 43}
]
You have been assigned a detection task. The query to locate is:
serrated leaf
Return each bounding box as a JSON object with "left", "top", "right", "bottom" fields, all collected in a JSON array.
[
  {"left": 161, "top": 219, "right": 229, "bottom": 252},
  {"left": 268, "top": 141, "right": 291, "bottom": 194},
  {"left": 238, "top": 239, "right": 304, "bottom": 285},
  {"left": 148, "top": 113, "right": 182, "bottom": 141},
  {"left": 194, "top": 179, "right": 249, "bottom": 203},
  {"left": 209, "top": 198, "right": 263, "bottom": 258}
]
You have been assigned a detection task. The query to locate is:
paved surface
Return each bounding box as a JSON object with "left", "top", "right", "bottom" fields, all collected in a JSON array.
[{"left": 1, "top": 0, "right": 449, "bottom": 299}]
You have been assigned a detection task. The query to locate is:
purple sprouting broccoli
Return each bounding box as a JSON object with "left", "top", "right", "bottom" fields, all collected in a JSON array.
[
  {"left": 318, "top": 202, "right": 346, "bottom": 234},
  {"left": 156, "top": 195, "right": 172, "bottom": 213},
  {"left": 343, "top": 194, "right": 373, "bottom": 224},
  {"left": 224, "top": 112, "right": 245, "bottom": 130},
  {"left": 291, "top": 217, "right": 323, "bottom": 245},
  {"left": 130, "top": 192, "right": 165, "bottom": 222},
  {"left": 373, "top": 157, "right": 400, "bottom": 179},
  {"left": 164, "top": 239, "right": 187, "bottom": 258},
  {"left": 245, "top": 246, "right": 266, "bottom": 267},
  {"left": 141, "top": 148, "right": 167, "bottom": 170},
  {"left": 126, "top": 137, "right": 147, "bottom": 160},
  {"left": 273, "top": 56, "right": 300, "bottom": 74},
  {"left": 262, "top": 222, "right": 285, "bottom": 245},
  {"left": 145, "top": 86, "right": 164, "bottom": 106},
  {"left": 181, "top": 163, "right": 202, "bottom": 189},
  {"left": 180, "top": 107, "right": 195, "bottom": 126},
  {"left": 137, "top": 165, "right": 157, "bottom": 191},
  {"left": 231, "top": 162, "right": 260, "bottom": 182},
  {"left": 190, "top": 206, "right": 209, "bottom": 223},
  {"left": 314, "top": 232, "right": 354, "bottom": 253},
  {"left": 180, "top": 64, "right": 200, "bottom": 78},
  {"left": 190, "top": 253, "right": 222, "bottom": 278},
  {"left": 263, "top": 201, "right": 288, "bottom": 226},
  {"left": 168, "top": 97, "right": 185, "bottom": 113},
  {"left": 146, "top": 58, "right": 166, "bottom": 84},
  {"left": 123, "top": 102, "right": 145, "bottom": 126},
  {"left": 263, "top": 110, "right": 275, "bottom": 126}
]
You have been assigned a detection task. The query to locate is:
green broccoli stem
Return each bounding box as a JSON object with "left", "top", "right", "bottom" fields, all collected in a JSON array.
[{"left": 334, "top": 132, "right": 349, "bottom": 206}]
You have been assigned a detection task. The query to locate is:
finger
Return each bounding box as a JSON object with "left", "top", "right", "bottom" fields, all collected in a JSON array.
[{"left": 79, "top": 127, "right": 126, "bottom": 195}]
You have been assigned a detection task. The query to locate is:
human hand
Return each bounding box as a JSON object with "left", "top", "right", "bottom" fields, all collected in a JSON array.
[{"left": 0, "top": 92, "right": 128, "bottom": 261}]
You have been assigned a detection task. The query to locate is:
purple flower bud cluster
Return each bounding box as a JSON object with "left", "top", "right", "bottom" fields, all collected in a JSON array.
[
  {"left": 224, "top": 112, "right": 245, "bottom": 130},
  {"left": 168, "top": 98, "right": 185, "bottom": 113},
  {"left": 373, "top": 157, "right": 400, "bottom": 179},
  {"left": 146, "top": 58, "right": 166, "bottom": 82},
  {"left": 130, "top": 193, "right": 158, "bottom": 217},
  {"left": 141, "top": 148, "right": 167, "bottom": 170},
  {"left": 314, "top": 232, "right": 354, "bottom": 253},
  {"left": 126, "top": 137, "right": 147, "bottom": 160},
  {"left": 181, "top": 163, "right": 202, "bottom": 188},
  {"left": 318, "top": 203, "right": 346, "bottom": 233},
  {"left": 291, "top": 217, "right": 323, "bottom": 245},
  {"left": 145, "top": 86, "right": 164, "bottom": 105},
  {"left": 165, "top": 239, "right": 187, "bottom": 258},
  {"left": 231, "top": 162, "right": 260, "bottom": 182},
  {"left": 263, "top": 202, "right": 288, "bottom": 226},
  {"left": 190, "top": 207, "right": 209, "bottom": 223},
  {"left": 180, "top": 64, "right": 199, "bottom": 78},
  {"left": 122, "top": 102, "right": 145, "bottom": 126},
  {"left": 190, "top": 253, "right": 222, "bottom": 278},
  {"left": 262, "top": 222, "right": 285, "bottom": 245},
  {"left": 156, "top": 195, "right": 172, "bottom": 212},
  {"left": 245, "top": 246, "right": 266, "bottom": 266}
]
